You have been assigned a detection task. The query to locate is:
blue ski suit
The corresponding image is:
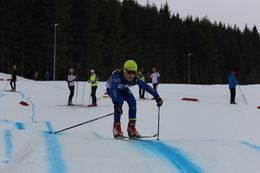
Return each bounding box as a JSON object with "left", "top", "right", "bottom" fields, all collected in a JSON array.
[{"left": 106, "top": 69, "right": 159, "bottom": 122}]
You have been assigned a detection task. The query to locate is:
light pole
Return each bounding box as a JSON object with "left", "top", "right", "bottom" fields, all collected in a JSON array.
[
  {"left": 188, "top": 53, "right": 192, "bottom": 84},
  {"left": 53, "top": 23, "right": 59, "bottom": 81}
]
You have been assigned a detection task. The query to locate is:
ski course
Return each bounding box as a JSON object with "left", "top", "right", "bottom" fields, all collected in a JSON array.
[{"left": 1, "top": 74, "right": 260, "bottom": 173}]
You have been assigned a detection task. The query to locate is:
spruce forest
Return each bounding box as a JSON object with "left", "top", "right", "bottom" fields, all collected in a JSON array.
[{"left": 1, "top": 0, "right": 260, "bottom": 84}]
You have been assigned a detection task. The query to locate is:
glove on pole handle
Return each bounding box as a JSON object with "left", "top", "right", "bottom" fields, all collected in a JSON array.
[
  {"left": 157, "top": 106, "right": 161, "bottom": 140},
  {"left": 52, "top": 112, "right": 114, "bottom": 134}
]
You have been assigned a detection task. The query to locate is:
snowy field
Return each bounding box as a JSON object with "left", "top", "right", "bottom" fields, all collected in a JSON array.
[{"left": 1, "top": 72, "right": 260, "bottom": 173}]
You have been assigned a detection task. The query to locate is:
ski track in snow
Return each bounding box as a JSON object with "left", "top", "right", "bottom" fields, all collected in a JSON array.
[
  {"left": 43, "top": 122, "right": 66, "bottom": 173},
  {"left": 0, "top": 120, "right": 26, "bottom": 130},
  {"left": 2, "top": 76, "right": 260, "bottom": 172},
  {"left": 134, "top": 140, "right": 203, "bottom": 173},
  {"left": 0, "top": 91, "right": 5, "bottom": 97},
  {"left": 3, "top": 130, "right": 13, "bottom": 164},
  {"left": 240, "top": 141, "right": 260, "bottom": 151},
  {"left": 91, "top": 132, "right": 203, "bottom": 173},
  {"left": 16, "top": 91, "right": 36, "bottom": 122}
]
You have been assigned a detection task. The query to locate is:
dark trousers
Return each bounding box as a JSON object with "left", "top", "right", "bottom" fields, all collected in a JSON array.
[
  {"left": 91, "top": 86, "right": 97, "bottom": 104},
  {"left": 68, "top": 86, "right": 75, "bottom": 103},
  {"left": 153, "top": 83, "right": 158, "bottom": 92},
  {"left": 139, "top": 87, "right": 145, "bottom": 98},
  {"left": 10, "top": 80, "right": 16, "bottom": 90},
  {"left": 230, "top": 87, "right": 236, "bottom": 104}
]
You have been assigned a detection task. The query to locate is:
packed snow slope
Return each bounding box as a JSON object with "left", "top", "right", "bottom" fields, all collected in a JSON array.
[{"left": 1, "top": 73, "right": 260, "bottom": 173}]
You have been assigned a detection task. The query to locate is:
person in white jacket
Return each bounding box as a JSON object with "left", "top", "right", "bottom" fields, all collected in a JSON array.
[
  {"left": 150, "top": 67, "right": 160, "bottom": 92},
  {"left": 67, "top": 68, "right": 77, "bottom": 106}
]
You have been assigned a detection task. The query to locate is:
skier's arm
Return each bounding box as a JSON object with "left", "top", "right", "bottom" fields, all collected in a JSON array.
[
  {"left": 109, "top": 76, "right": 120, "bottom": 105},
  {"left": 136, "top": 78, "right": 159, "bottom": 98}
]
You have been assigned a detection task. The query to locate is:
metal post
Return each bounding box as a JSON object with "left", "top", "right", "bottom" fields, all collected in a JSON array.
[
  {"left": 53, "top": 23, "right": 59, "bottom": 81},
  {"left": 188, "top": 53, "right": 192, "bottom": 84}
]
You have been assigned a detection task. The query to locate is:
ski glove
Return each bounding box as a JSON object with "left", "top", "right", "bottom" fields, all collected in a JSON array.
[
  {"left": 155, "top": 96, "right": 163, "bottom": 107},
  {"left": 114, "top": 105, "right": 123, "bottom": 115}
]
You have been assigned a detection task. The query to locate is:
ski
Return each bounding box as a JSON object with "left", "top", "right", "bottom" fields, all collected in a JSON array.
[
  {"left": 3, "top": 90, "right": 17, "bottom": 92},
  {"left": 115, "top": 134, "right": 158, "bottom": 140},
  {"left": 56, "top": 104, "right": 85, "bottom": 107},
  {"left": 87, "top": 104, "right": 98, "bottom": 108}
]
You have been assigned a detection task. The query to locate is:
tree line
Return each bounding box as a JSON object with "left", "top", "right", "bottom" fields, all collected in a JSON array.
[{"left": 1, "top": 0, "right": 260, "bottom": 84}]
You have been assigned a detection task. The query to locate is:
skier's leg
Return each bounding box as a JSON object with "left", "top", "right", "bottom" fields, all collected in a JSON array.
[
  {"left": 139, "top": 87, "right": 142, "bottom": 98},
  {"left": 234, "top": 88, "right": 236, "bottom": 103},
  {"left": 230, "top": 88, "right": 233, "bottom": 103},
  {"left": 142, "top": 89, "right": 145, "bottom": 98},
  {"left": 153, "top": 84, "right": 157, "bottom": 92},
  {"left": 230, "top": 88, "right": 235, "bottom": 104},
  {"left": 14, "top": 80, "right": 16, "bottom": 90},
  {"left": 93, "top": 86, "right": 97, "bottom": 104},
  {"left": 122, "top": 89, "right": 140, "bottom": 137},
  {"left": 91, "top": 86, "right": 97, "bottom": 104},
  {"left": 122, "top": 89, "right": 136, "bottom": 121},
  {"left": 10, "top": 81, "right": 13, "bottom": 90},
  {"left": 107, "top": 89, "right": 124, "bottom": 123},
  {"left": 107, "top": 89, "right": 124, "bottom": 138},
  {"left": 68, "top": 86, "right": 74, "bottom": 104}
]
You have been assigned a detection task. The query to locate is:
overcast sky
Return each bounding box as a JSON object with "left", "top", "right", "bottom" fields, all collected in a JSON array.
[{"left": 136, "top": 0, "right": 259, "bottom": 31}]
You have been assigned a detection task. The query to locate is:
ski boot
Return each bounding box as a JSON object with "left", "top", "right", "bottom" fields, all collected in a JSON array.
[
  {"left": 88, "top": 103, "right": 97, "bottom": 107},
  {"left": 113, "top": 122, "right": 123, "bottom": 139},
  {"left": 68, "top": 101, "right": 74, "bottom": 106},
  {"left": 127, "top": 121, "right": 140, "bottom": 138}
]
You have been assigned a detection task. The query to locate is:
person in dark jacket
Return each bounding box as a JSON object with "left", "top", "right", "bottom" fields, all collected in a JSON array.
[
  {"left": 106, "top": 60, "right": 163, "bottom": 139},
  {"left": 10, "top": 65, "right": 17, "bottom": 92},
  {"left": 228, "top": 70, "right": 238, "bottom": 104}
]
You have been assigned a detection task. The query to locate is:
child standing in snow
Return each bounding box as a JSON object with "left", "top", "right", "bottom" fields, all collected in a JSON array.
[
  {"left": 106, "top": 60, "right": 163, "bottom": 139},
  {"left": 150, "top": 67, "right": 160, "bottom": 92},
  {"left": 67, "top": 68, "right": 77, "bottom": 106}
]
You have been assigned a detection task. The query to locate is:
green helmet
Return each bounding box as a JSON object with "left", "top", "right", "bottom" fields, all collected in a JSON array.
[{"left": 124, "top": 60, "right": 138, "bottom": 72}]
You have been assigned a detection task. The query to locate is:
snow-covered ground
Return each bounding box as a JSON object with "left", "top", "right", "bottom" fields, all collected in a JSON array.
[{"left": 0, "top": 72, "right": 260, "bottom": 173}]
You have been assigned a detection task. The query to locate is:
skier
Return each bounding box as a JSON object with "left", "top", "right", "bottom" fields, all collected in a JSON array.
[
  {"left": 137, "top": 68, "right": 145, "bottom": 99},
  {"left": 88, "top": 69, "right": 98, "bottom": 107},
  {"left": 45, "top": 70, "right": 51, "bottom": 81},
  {"left": 67, "top": 68, "right": 77, "bottom": 106},
  {"left": 150, "top": 66, "right": 160, "bottom": 92},
  {"left": 34, "top": 71, "right": 39, "bottom": 81},
  {"left": 228, "top": 70, "right": 238, "bottom": 104},
  {"left": 106, "top": 60, "right": 163, "bottom": 139},
  {"left": 10, "top": 65, "right": 17, "bottom": 92}
]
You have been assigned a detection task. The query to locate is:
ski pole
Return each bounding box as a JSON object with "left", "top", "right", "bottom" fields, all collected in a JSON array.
[
  {"left": 238, "top": 85, "right": 248, "bottom": 105},
  {"left": 51, "top": 112, "right": 114, "bottom": 134},
  {"left": 3, "top": 80, "right": 9, "bottom": 91},
  {"left": 82, "top": 81, "right": 86, "bottom": 105},
  {"left": 157, "top": 106, "right": 161, "bottom": 140},
  {"left": 75, "top": 79, "right": 79, "bottom": 104},
  {"left": 87, "top": 94, "right": 91, "bottom": 108}
]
